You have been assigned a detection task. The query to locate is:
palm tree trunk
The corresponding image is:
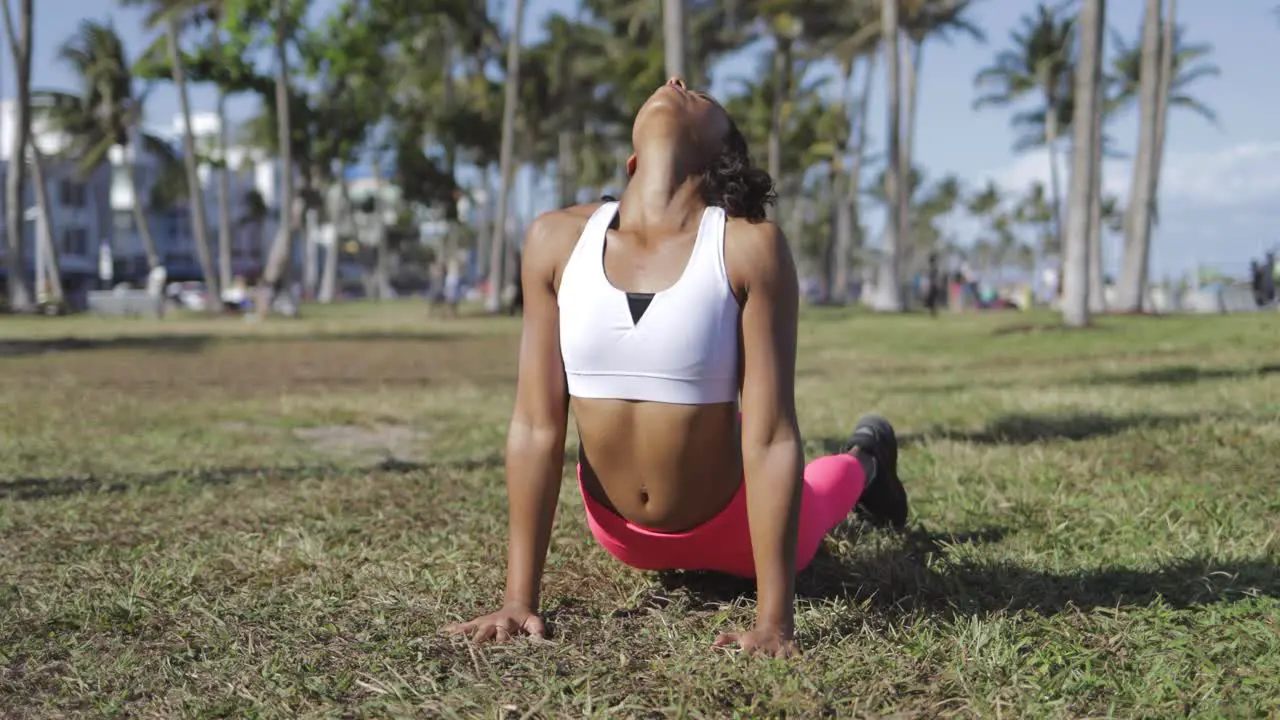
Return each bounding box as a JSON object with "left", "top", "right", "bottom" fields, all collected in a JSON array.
[
  {"left": 129, "top": 163, "right": 160, "bottom": 269},
  {"left": 1062, "top": 0, "right": 1105, "bottom": 327},
  {"left": 318, "top": 175, "right": 345, "bottom": 304},
  {"left": 486, "top": 0, "right": 525, "bottom": 313},
  {"left": 212, "top": 29, "right": 234, "bottom": 292},
  {"left": 875, "top": 0, "right": 905, "bottom": 312},
  {"left": 1149, "top": 0, "right": 1176, "bottom": 226},
  {"left": 166, "top": 18, "right": 220, "bottom": 309},
  {"left": 1, "top": 0, "right": 32, "bottom": 311},
  {"left": 370, "top": 158, "right": 392, "bottom": 300},
  {"left": 29, "top": 149, "right": 63, "bottom": 304},
  {"left": 441, "top": 39, "right": 461, "bottom": 268},
  {"left": 827, "top": 58, "right": 854, "bottom": 303},
  {"left": 1115, "top": 0, "right": 1162, "bottom": 313},
  {"left": 1087, "top": 131, "right": 1106, "bottom": 313},
  {"left": 840, "top": 50, "right": 878, "bottom": 306},
  {"left": 1044, "top": 105, "right": 1064, "bottom": 270},
  {"left": 899, "top": 35, "right": 922, "bottom": 284},
  {"left": 900, "top": 36, "right": 922, "bottom": 196},
  {"left": 301, "top": 168, "right": 318, "bottom": 298},
  {"left": 304, "top": 202, "right": 319, "bottom": 300},
  {"left": 215, "top": 93, "right": 234, "bottom": 289},
  {"left": 259, "top": 0, "right": 295, "bottom": 316},
  {"left": 476, "top": 165, "right": 493, "bottom": 279},
  {"left": 766, "top": 38, "right": 791, "bottom": 224},
  {"left": 662, "top": 0, "right": 685, "bottom": 79}
]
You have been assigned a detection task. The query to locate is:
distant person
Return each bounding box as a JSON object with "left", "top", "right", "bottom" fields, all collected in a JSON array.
[
  {"left": 443, "top": 77, "right": 908, "bottom": 658},
  {"left": 1251, "top": 260, "right": 1267, "bottom": 308},
  {"left": 428, "top": 262, "right": 447, "bottom": 316},
  {"left": 1263, "top": 252, "right": 1278, "bottom": 306},
  {"left": 443, "top": 256, "right": 462, "bottom": 317},
  {"left": 924, "top": 253, "right": 942, "bottom": 317},
  {"left": 508, "top": 250, "right": 524, "bottom": 316}
]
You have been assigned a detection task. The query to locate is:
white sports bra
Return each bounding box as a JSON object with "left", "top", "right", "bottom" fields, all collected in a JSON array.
[{"left": 558, "top": 202, "right": 740, "bottom": 405}]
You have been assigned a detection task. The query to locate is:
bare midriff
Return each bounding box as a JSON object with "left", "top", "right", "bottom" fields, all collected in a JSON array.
[{"left": 572, "top": 397, "right": 742, "bottom": 533}]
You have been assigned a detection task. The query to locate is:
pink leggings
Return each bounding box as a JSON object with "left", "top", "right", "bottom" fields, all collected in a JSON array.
[{"left": 578, "top": 454, "right": 866, "bottom": 579}]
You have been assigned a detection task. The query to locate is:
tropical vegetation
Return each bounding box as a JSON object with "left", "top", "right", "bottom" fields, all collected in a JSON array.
[{"left": 0, "top": 0, "right": 1229, "bottom": 323}]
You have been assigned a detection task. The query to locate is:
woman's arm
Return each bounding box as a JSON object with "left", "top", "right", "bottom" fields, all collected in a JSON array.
[
  {"left": 445, "top": 212, "right": 572, "bottom": 641},
  {"left": 734, "top": 221, "right": 805, "bottom": 647},
  {"left": 502, "top": 214, "right": 572, "bottom": 611}
]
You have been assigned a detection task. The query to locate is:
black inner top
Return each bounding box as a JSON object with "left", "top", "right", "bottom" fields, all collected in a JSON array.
[
  {"left": 604, "top": 202, "right": 655, "bottom": 325},
  {"left": 625, "top": 292, "right": 655, "bottom": 324}
]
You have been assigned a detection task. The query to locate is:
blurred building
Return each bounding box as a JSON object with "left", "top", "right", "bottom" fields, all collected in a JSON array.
[{"left": 0, "top": 102, "right": 285, "bottom": 293}]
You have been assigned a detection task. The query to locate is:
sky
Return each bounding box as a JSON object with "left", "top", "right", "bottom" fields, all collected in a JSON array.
[{"left": 18, "top": 0, "right": 1280, "bottom": 277}]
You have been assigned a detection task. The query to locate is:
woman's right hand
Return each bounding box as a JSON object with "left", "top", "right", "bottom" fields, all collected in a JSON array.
[{"left": 443, "top": 604, "right": 546, "bottom": 643}]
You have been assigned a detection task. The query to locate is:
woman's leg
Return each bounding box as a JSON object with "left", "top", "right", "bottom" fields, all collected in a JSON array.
[
  {"left": 793, "top": 454, "right": 866, "bottom": 570},
  {"left": 793, "top": 414, "right": 907, "bottom": 571}
]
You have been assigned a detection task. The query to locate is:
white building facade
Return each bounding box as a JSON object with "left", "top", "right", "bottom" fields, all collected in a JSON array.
[{"left": 0, "top": 101, "right": 285, "bottom": 297}]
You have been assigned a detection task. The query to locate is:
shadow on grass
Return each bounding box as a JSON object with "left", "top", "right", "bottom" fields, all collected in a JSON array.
[
  {"left": 0, "top": 331, "right": 464, "bottom": 357},
  {"left": 0, "top": 335, "right": 214, "bottom": 356},
  {"left": 812, "top": 410, "right": 1215, "bottom": 450},
  {"left": 0, "top": 449, "right": 579, "bottom": 501},
  {"left": 1082, "top": 363, "right": 1280, "bottom": 387},
  {"left": 627, "top": 526, "right": 1277, "bottom": 630}
]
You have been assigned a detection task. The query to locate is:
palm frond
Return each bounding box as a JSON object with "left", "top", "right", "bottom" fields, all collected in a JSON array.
[{"left": 1169, "top": 95, "right": 1219, "bottom": 126}]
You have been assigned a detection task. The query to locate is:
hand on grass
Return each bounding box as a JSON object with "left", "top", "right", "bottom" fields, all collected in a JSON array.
[
  {"left": 714, "top": 625, "right": 799, "bottom": 658},
  {"left": 443, "top": 604, "right": 546, "bottom": 644}
]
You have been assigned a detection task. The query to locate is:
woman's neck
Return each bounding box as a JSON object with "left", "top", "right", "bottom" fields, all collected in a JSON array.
[{"left": 618, "top": 149, "right": 706, "bottom": 235}]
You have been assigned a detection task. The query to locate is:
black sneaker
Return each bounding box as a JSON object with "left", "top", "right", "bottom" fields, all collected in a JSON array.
[{"left": 844, "top": 414, "right": 909, "bottom": 529}]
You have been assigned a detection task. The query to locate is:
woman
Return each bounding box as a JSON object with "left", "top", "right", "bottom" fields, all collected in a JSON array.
[{"left": 444, "top": 78, "right": 909, "bottom": 658}]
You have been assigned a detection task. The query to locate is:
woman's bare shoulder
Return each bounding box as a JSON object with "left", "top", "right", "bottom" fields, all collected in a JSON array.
[
  {"left": 722, "top": 217, "right": 794, "bottom": 294},
  {"left": 523, "top": 202, "right": 608, "bottom": 280}
]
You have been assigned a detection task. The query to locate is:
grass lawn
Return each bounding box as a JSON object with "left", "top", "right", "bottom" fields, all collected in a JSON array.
[{"left": 2, "top": 303, "right": 1278, "bottom": 718}]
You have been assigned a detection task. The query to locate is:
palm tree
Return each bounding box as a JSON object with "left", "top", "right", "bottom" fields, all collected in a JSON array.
[
  {"left": 662, "top": 0, "right": 686, "bottom": 79},
  {"left": 874, "top": 0, "right": 906, "bottom": 311},
  {"left": 486, "top": 0, "right": 526, "bottom": 312},
  {"left": 39, "top": 20, "right": 176, "bottom": 274},
  {"left": 258, "top": 0, "right": 296, "bottom": 315},
  {"left": 1016, "top": 181, "right": 1056, "bottom": 264},
  {"left": 1107, "top": 8, "right": 1216, "bottom": 231},
  {"left": 123, "top": 0, "right": 222, "bottom": 306},
  {"left": 1, "top": 0, "right": 34, "bottom": 310},
  {"left": 523, "top": 14, "right": 614, "bottom": 209},
  {"left": 1061, "top": 0, "right": 1104, "bottom": 328},
  {"left": 974, "top": 4, "right": 1075, "bottom": 258},
  {"left": 4, "top": 0, "right": 64, "bottom": 307},
  {"left": 1113, "top": 0, "right": 1163, "bottom": 313},
  {"left": 966, "top": 179, "right": 1002, "bottom": 275},
  {"left": 900, "top": 1, "right": 984, "bottom": 165},
  {"left": 199, "top": 5, "right": 236, "bottom": 292},
  {"left": 754, "top": 2, "right": 812, "bottom": 224}
]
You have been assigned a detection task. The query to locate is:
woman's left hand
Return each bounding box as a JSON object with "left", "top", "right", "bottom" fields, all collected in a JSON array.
[{"left": 713, "top": 626, "right": 799, "bottom": 658}]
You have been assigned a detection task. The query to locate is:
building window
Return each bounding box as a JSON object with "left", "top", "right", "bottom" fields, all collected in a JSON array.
[
  {"left": 59, "top": 180, "right": 88, "bottom": 208},
  {"left": 62, "top": 227, "right": 89, "bottom": 256}
]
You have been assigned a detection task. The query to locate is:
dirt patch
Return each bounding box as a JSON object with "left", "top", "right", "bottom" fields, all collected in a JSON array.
[{"left": 292, "top": 424, "right": 432, "bottom": 463}]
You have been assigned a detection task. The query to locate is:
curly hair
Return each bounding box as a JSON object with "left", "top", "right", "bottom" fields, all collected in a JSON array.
[{"left": 699, "top": 119, "right": 776, "bottom": 223}]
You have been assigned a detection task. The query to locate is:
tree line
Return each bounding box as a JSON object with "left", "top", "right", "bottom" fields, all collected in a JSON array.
[{"left": 1, "top": 0, "right": 1223, "bottom": 324}]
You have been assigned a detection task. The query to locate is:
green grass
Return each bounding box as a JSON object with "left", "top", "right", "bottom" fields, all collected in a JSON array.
[{"left": 2, "top": 303, "right": 1278, "bottom": 718}]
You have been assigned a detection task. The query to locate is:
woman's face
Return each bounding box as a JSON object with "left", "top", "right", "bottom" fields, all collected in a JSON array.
[{"left": 630, "top": 77, "right": 731, "bottom": 174}]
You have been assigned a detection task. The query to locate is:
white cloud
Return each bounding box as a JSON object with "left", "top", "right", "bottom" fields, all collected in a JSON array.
[
  {"left": 979, "top": 142, "right": 1280, "bottom": 276},
  {"left": 986, "top": 141, "right": 1280, "bottom": 212},
  {"left": 987, "top": 149, "right": 1128, "bottom": 202},
  {"left": 1159, "top": 142, "right": 1280, "bottom": 210}
]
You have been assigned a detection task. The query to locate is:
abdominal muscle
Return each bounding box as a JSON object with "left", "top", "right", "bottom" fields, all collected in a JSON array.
[{"left": 572, "top": 397, "right": 743, "bottom": 532}]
